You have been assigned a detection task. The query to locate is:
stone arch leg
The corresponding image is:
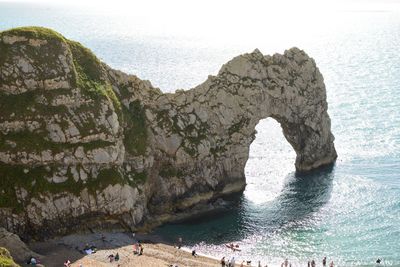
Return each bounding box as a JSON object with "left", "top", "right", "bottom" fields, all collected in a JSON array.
[{"left": 275, "top": 116, "right": 337, "bottom": 172}]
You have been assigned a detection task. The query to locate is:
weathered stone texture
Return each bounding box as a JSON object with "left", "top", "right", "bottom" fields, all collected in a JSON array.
[{"left": 0, "top": 27, "right": 336, "bottom": 240}]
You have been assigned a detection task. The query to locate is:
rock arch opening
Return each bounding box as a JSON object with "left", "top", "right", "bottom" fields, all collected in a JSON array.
[{"left": 244, "top": 118, "right": 296, "bottom": 203}]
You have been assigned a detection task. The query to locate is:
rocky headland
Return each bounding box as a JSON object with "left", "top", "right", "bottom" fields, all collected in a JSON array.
[{"left": 0, "top": 27, "right": 337, "bottom": 241}]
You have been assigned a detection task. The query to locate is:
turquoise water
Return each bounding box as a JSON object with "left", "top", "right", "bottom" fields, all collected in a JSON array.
[{"left": 1, "top": 2, "right": 400, "bottom": 266}]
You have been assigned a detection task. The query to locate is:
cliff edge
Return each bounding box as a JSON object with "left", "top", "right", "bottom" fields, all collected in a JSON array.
[{"left": 0, "top": 27, "right": 337, "bottom": 239}]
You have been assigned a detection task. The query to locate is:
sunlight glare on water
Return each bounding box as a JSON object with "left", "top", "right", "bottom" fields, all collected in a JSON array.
[{"left": 244, "top": 118, "right": 296, "bottom": 204}]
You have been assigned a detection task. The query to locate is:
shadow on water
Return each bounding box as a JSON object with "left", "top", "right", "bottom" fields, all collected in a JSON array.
[
  {"left": 153, "top": 165, "right": 335, "bottom": 246},
  {"left": 266, "top": 164, "right": 336, "bottom": 227}
]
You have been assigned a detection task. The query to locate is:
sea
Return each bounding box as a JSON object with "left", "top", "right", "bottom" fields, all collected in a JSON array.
[{"left": 1, "top": 1, "right": 399, "bottom": 266}]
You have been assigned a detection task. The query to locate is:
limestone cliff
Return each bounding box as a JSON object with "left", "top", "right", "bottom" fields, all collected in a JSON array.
[{"left": 0, "top": 27, "right": 337, "bottom": 239}]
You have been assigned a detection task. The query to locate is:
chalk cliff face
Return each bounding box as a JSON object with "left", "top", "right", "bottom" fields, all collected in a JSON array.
[{"left": 0, "top": 27, "right": 337, "bottom": 239}]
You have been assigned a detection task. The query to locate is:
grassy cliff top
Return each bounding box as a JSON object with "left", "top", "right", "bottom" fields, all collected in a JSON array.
[
  {"left": 0, "top": 26, "right": 66, "bottom": 42},
  {"left": 0, "top": 26, "right": 112, "bottom": 99},
  {"left": 0, "top": 26, "right": 100, "bottom": 66},
  {"left": 0, "top": 26, "right": 101, "bottom": 72}
]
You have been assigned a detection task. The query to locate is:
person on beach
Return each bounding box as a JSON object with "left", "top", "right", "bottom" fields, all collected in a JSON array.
[
  {"left": 329, "top": 261, "right": 334, "bottom": 267},
  {"left": 178, "top": 237, "right": 183, "bottom": 249},
  {"left": 134, "top": 242, "right": 141, "bottom": 254},
  {"left": 115, "top": 252, "right": 120, "bottom": 261},
  {"left": 230, "top": 256, "right": 235, "bottom": 267},
  {"left": 240, "top": 260, "right": 245, "bottom": 267},
  {"left": 63, "top": 260, "right": 71, "bottom": 267},
  {"left": 139, "top": 244, "right": 144, "bottom": 255},
  {"left": 281, "top": 258, "right": 291, "bottom": 267},
  {"left": 376, "top": 258, "right": 382, "bottom": 265},
  {"left": 220, "top": 256, "right": 226, "bottom": 266},
  {"left": 108, "top": 254, "right": 115, "bottom": 262},
  {"left": 311, "top": 259, "right": 316, "bottom": 267},
  {"left": 322, "top": 256, "right": 327, "bottom": 266},
  {"left": 191, "top": 249, "right": 197, "bottom": 257},
  {"left": 27, "top": 256, "right": 37, "bottom": 265},
  {"left": 258, "top": 260, "right": 262, "bottom": 267}
]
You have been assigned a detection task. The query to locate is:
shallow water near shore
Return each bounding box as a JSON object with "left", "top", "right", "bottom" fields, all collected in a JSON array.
[{"left": 1, "top": 2, "right": 400, "bottom": 266}]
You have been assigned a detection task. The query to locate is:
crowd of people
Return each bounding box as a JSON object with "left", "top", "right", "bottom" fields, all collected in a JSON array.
[
  {"left": 217, "top": 242, "right": 339, "bottom": 267},
  {"left": 305, "top": 257, "right": 335, "bottom": 267},
  {"left": 59, "top": 233, "right": 146, "bottom": 267},
  {"left": 58, "top": 234, "right": 384, "bottom": 266},
  {"left": 218, "top": 255, "right": 337, "bottom": 267},
  {"left": 217, "top": 256, "right": 335, "bottom": 267},
  {"left": 179, "top": 238, "right": 340, "bottom": 267}
]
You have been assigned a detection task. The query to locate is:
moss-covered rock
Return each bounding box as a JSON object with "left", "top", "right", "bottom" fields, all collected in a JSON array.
[
  {"left": 0, "top": 247, "right": 19, "bottom": 267},
  {"left": 0, "top": 27, "right": 150, "bottom": 237},
  {"left": 0, "top": 26, "right": 337, "bottom": 240}
]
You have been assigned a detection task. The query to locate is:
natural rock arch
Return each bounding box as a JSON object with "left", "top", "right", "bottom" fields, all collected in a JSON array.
[
  {"left": 0, "top": 27, "right": 336, "bottom": 238},
  {"left": 148, "top": 48, "right": 337, "bottom": 186},
  {"left": 143, "top": 48, "right": 337, "bottom": 221}
]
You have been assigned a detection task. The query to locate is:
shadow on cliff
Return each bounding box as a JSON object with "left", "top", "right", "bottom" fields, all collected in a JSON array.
[{"left": 153, "top": 165, "right": 336, "bottom": 246}]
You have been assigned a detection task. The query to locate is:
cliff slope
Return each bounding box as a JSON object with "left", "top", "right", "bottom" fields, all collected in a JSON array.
[{"left": 0, "top": 27, "right": 337, "bottom": 239}]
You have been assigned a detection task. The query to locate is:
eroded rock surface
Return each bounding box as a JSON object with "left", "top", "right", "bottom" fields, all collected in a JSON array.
[
  {"left": 0, "top": 228, "right": 39, "bottom": 263},
  {"left": 0, "top": 27, "right": 337, "bottom": 239}
]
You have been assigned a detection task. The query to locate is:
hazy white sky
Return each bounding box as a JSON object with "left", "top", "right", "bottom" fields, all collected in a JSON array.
[
  {"left": 3, "top": 0, "right": 400, "bottom": 11},
  {"left": 2, "top": 0, "right": 399, "bottom": 43}
]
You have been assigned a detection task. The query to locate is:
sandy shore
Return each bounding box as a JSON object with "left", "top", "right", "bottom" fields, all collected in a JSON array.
[{"left": 26, "top": 231, "right": 247, "bottom": 267}]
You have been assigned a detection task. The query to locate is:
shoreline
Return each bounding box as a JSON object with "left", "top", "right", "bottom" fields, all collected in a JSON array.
[
  {"left": 26, "top": 231, "right": 251, "bottom": 267},
  {"left": 22, "top": 230, "right": 378, "bottom": 267}
]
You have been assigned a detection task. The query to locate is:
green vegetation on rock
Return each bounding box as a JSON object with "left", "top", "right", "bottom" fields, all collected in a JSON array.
[
  {"left": 68, "top": 40, "right": 103, "bottom": 88},
  {"left": 68, "top": 40, "right": 122, "bottom": 114},
  {"left": 159, "top": 162, "right": 183, "bottom": 178},
  {"left": 228, "top": 117, "right": 250, "bottom": 135},
  {"left": 0, "top": 128, "right": 114, "bottom": 154},
  {"left": 0, "top": 26, "right": 65, "bottom": 42},
  {"left": 0, "top": 27, "right": 71, "bottom": 84},
  {"left": 0, "top": 91, "right": 36, "bottom": 118},
  {"left": 127, "top": 170, "right": 147, "bottom": 187},
  {"left": 0, "top": 26, "right": 150, "bottom": 215},
  {"left": 0, "top": 164, "right": 149, "bottom": 214},
  {"left": 0, "top": 247, "right": 19, "bottom": 267},
  {"left": 123, "top": 100, "right": 148, "bottom": 155},
  {"left": 0, "top": 40, "right": 9, "bottom": 66},
  {"left": 0, "top": 163, "right": 140, "bottom": 213}
]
